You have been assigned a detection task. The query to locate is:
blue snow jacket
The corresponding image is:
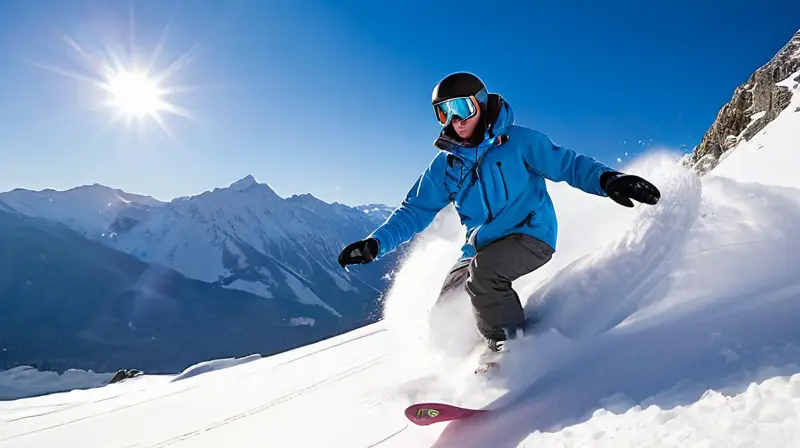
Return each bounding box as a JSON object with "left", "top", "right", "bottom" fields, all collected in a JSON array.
[{"left": 369, "top": 94, "right": 615, "bottom": 260}]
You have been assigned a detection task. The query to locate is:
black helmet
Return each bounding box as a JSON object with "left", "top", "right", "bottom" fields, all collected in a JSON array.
[{"left": 431, "top": 72, "right": 488, "bottom": 108}]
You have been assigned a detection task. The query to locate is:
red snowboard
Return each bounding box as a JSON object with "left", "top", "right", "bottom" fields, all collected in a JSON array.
[{"left": 404, "top": 402, "right": 488, "bottom": 426}]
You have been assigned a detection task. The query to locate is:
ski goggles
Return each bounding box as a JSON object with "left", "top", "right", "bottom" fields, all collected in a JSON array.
[{"left": 433, "top": 88, "right": 488, "bottom": 126}]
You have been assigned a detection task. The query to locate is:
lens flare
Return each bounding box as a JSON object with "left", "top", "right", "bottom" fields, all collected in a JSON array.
[{"left": 28, "top": 14, "right": 201, "bottom": 137}]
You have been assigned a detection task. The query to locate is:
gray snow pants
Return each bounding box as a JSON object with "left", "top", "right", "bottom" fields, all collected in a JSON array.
[{"left": 437, "top": 233, "right": 554, "bottom": 342}]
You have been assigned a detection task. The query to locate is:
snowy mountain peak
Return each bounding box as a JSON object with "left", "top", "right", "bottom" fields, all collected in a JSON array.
[
  {"left": 229, "top": 175, "right": 258, "bottom": 191},
  {"left": 289, "top": 193, "right": 317, "bottom": 201},
  {"left": 0, "top": 183, "right": 164, "bottom": 237},
  {"left": 355, "top": 204, "right": 394, "bottom": 223},
  {"left": 685, "top": 28, "right": 800, "bottom": 174},
  {"left": 287, "top": 193, "right": 332, "bottom": 209},
  {"left": 206, "top": 175, "right": 281, "bottom": 200},
  {"left": 4, "top": 183, "right": 162, "bottom": 207},
  {"left": 791, "top": 29, "right": 800, "bottom": 57}
]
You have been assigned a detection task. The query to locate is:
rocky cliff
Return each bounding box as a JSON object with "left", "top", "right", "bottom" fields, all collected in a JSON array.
[{"left": 685, "top": 29, "right": 800, "bottom": 174}]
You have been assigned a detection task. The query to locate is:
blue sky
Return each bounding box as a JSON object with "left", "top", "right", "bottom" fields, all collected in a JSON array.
[{"left": 0, "top": 0, "right": 798, "bottom": 206}]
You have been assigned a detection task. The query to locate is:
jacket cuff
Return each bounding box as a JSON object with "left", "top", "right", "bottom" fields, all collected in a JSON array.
[
  {"left": 599, "top": 170, "right": 621, "bottom": 195},
  {"left": 368, "top": 231, "right": 389, "bottom": 258}
]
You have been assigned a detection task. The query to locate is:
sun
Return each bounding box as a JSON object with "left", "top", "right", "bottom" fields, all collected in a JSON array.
[
  {"left": 104, "top": 69, "right": 164, "bottom": 119},
  {"left": 94, "top": 60, "right": 192, "bottom": 133},
  {"left": 29, "top": 27, "right": 198, "bottom": 136}
]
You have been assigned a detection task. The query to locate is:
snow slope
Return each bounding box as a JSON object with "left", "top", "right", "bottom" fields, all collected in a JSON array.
[{"left": 2, "top": 69, "right": 799, "bottom": 448}]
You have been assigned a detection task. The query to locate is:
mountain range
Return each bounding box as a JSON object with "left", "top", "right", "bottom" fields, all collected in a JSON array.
[{"left": 0, "top": 176, "right": 400, "bottom": 373}]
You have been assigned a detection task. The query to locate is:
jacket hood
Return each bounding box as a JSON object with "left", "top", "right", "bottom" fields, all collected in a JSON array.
[{"left": 433, "top": 93, "right": 515, "bottom": 156}]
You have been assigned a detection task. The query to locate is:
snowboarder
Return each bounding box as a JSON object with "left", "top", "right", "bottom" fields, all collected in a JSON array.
[{"left": 338, "top": 72, "right": 660, "bottom": 354}]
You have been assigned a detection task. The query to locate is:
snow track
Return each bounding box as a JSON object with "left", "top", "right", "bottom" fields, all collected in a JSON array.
[
  {"left": 147, "top": 356, "right": 386, "bottom": 447},
  {"left": 0, "top": 326, "right": 413, "bottom": 448}
]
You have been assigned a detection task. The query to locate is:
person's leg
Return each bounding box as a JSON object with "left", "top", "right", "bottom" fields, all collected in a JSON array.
[
  {"left": 437, "top": 258, "right": 471, "bottom": 298},
  {"left": 426, "top": 258, "right": 474, "bottom": 350},
  {"left": 466, "top": 234, "right": 554, "bottom": 347}
]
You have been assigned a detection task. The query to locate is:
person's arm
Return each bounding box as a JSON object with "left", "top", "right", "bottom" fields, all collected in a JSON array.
[
  {"left": 369, "top": 153, "right": 451, "bottom": 258},
  {"left": 521, "top": 128, "right": 615, "bottom": 196},
  {"left": 521, "top": 128, "right": 661, "bottom": 207}
]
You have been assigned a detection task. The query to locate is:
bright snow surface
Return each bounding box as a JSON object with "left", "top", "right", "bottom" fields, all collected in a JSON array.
[{"left": 2, "top": 73, "right": 800, "bottom": 447}]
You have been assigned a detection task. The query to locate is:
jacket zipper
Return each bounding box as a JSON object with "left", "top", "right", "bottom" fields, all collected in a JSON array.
[
  {"left": 496, "top": 161, "right": 508, "bottom": 200},
  {"left": 460, "top": 147, "right": 494, "bottom": 233},
  {"left": 476, "top": 168, "right": 493, "bottom": 223}
]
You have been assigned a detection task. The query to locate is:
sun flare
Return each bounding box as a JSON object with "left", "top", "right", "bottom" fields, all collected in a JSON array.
[
  {"left": 30, "top": 24, "right": 198, "bottom": 137},
  {"left": 104, "top": 69, "right": 164, "bottom": 118}
]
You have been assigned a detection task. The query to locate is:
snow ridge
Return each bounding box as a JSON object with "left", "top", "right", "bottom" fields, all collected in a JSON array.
[
  {"left": 686, "top": 28, "right": 800, "bottom": 173},
  {"left": 0, "top": 184, "right": 164, "bottom": 238}
]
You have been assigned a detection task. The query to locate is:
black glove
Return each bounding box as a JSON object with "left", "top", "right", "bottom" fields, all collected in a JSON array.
[
  {"left": 601, "top": 171, "right": 660, "bottom": 208},
  {"left": 338, "top": 238, "right": 379, "bottom": 268}
]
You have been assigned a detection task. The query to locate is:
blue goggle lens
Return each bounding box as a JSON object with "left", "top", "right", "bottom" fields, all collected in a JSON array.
[{"left": 433, "top": 96, "right": 477, "bottom": 126}]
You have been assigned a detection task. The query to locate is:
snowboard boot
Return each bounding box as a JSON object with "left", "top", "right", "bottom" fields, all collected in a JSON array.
[
  {"left": 475, "top": 334, "right": 509, "bottom": 374},
  {"left": 474, "top": 315, "right": 539, "bottom": 374}
]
